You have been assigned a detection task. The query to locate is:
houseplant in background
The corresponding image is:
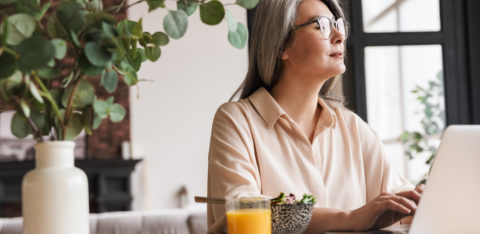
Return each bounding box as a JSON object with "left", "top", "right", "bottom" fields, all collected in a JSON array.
[
  {"left": 398, "top": 71, "right": 445, "bottom": 184},
  {"left": 0, "top": 0, "right": 257, "bottom": 233}
]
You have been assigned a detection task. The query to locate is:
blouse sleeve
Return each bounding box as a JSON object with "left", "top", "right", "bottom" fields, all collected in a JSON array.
[
  {"left": 207, "top": 103, "right": 262, "bottom": 232},
  {"left": 356, "top": 116, "right": 414, "bottom": 202}
]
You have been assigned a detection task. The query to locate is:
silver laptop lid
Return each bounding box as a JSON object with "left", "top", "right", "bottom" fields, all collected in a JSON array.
[{"left": 410, "top": 125, "right": 480, "bottom": 234}]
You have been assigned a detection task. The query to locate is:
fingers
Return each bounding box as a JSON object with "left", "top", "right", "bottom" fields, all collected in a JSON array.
[
  {"left": 383, "top": 199, "right": 411, "bottom": 215},
  {"left": 415, "top": 184, "right": 425, "bottom": 194},
  {"left": 376, "top": 193, "right": 417, "bottom": 215},
  {"left": 396, "top": 190, "right": 422, "bottom": 204}
]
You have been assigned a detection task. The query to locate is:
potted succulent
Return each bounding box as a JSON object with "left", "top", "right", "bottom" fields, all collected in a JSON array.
[{"left": 0, "top": 0, "right": 257, "bottom": 233}]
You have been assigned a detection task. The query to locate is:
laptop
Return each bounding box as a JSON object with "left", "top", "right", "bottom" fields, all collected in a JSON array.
[{"left": 328, "top": 125, "right": 480, "bottom": 234}]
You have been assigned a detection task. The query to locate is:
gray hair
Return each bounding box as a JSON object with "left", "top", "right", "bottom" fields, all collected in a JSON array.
[{"left": 230, "top": 0, "right": 347, "bottom": 107}]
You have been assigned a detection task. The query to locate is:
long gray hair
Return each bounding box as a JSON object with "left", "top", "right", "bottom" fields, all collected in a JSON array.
[{"left": 230, "top": 0, "right": 347, "bottom": 107}]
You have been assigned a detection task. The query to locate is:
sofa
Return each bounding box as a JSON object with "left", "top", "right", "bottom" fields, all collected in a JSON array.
[{"left": 0, "top": 207, "right": 207, "bottom": 234}]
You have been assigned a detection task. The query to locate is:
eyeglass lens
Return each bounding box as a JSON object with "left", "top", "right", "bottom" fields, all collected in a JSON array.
[{"left": 318, "top": 17, "right": 346, "bottom": 39}]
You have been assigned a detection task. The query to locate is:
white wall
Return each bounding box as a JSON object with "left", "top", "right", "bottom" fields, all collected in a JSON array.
[{"left": 128, "top": 2, "right": 248, "bottom": 209}]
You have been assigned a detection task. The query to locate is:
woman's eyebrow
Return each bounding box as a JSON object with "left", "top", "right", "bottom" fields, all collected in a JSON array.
[{"left": 310, "top": 14, "right": 335, "bottom": 21}]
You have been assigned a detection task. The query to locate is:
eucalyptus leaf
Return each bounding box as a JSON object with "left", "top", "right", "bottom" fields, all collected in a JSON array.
[
  {"left": 2, "top": 13, "right": 36, "bottom": 46},
  {"left": 109, "top": 103, "right": 126, "bottom": 123},
  {"left": 64, "top": 113, "right": 83, "bottom": 140},
  {"left": 14, "top": 0, "right": 40, "bottom": 17},
  {"left": 236, "top": 0, "right": 258, "bottom": 9},
  {"left": 146, "top": 0, "right": 165, "bottom": 12},
  {"left": 145, "top": 46, "right": 161, "bottom": 62},
  {"left": 228, "top": 22, "right": 248, "bottom": 49},
  {"left": 51, "top": 38, "right": 67, "bottom": 60},
  {"left": 0, "top": 70, "right": 22, "bottom": 99},
  {"left": 20, "top": 99, "right": 30, "bottom": 117},
  {"left": 225, "top": 11, "right": 237, "bottom": 32},
  {"left": 37, "top": 67, "right": 62, "bottom": 80},
  {"left": 57, "top": 1, "right": 87, "bottom": 33},
  {"left": 79, "top": 54, "right": 103, "bottom": 76},
  {"left": 17, "top": 36, "right": 56, "bottom": 72},
  {"left": 102, "top": 21, "right": 117, "bottom": 38},
  {"left": 199, "top": 1, "right": 225, "bottom": 25},
  {"left": 35, "top": 2, "right": 51, "bottom": 21},
  {"left": 177, "top": 0, "right": 198, "bottom": 16},
  {"left": 69, "top": 29, "right": 81, "bottom": 47},
  {"left": 47, "top": 13, "right": 68, "bottom": 39},
  {"left": 83, "top": 107, "right": 92, "bottom": 135},
  {"left": 29, "top": 82, "right": 43, "bottom": 104},
  {"left": 0, "top": 52, "right": 17, "bottom": 79},
  {"left": 93, "top": 113, "right": 102, "bottom": 130},
  {"left": 46, "top": 59, "right": 55, "bottom": 67},
  {"left": 61, "top": 79, "right": 95, "bottom": 109},
  {"left": 61, "top": 72, "right": 74, "bottom": 88},
  {"left": 101, "top": 69, "right": 118, "bottom": 93},
  {"left": 152, "top": 32, "right": 169, "bottom": 46},
  {"left": 93, "top": 97, "right": 110, "bottom": 118},
  {"left": 85, "top": 41, "right": 112, "bottom": 67},
  {"left": 11, "top": 112, "right": 31, "bottom": 138},
  {"left": 1, "top": 20, "right": 8, "bottom": 45},
  {"left": 163, "top": 10, "right": 188, "bottom": 39},
  {"left": 30, "top": 108, "right": 46, "bottom": 130},
  {"left": 122, "top": 66, "right": 137, "bottom": 86}
]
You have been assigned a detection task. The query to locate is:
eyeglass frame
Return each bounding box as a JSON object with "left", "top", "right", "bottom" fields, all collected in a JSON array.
[{"left": 290, "top": 16, "right": 349, "bottom": 40}]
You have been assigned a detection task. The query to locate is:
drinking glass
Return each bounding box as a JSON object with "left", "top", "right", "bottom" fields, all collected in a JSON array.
[{"left": 226, "top": 197, "right": 271, "bottom": 234}]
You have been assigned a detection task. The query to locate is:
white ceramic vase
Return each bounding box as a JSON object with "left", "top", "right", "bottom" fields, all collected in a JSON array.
[{"left": 22, "top": 141, "right": 90, "bottom": 234}]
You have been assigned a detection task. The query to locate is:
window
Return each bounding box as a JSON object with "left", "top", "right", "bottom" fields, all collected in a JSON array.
[{"left": 343, "top": 0, "right": 478, "bottom": 183}]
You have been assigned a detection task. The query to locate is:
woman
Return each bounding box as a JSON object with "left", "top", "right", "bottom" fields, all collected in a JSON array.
[{"left": 207, "top": 0, "right": 423, "bottom": 233}]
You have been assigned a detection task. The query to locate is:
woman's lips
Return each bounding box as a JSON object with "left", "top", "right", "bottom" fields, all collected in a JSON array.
[{"left": 329, "top": 52, "right": 343, "bottom": 59}]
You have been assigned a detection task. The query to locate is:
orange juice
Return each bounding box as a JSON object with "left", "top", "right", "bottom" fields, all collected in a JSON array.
[{"left": 226, "top": 208, "right": 271, "bottom": 234}]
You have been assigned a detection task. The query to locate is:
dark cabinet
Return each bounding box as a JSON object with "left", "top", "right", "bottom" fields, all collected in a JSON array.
[{"left": 0, "top": 159, "right": 141, "bottom": 217}]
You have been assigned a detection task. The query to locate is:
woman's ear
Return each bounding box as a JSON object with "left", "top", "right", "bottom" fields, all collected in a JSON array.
[{"left": 280, "top": 50, "right": 289, "bottom": 60}]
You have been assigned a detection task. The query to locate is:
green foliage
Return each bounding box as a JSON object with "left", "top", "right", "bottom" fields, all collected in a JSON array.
[
  {"left": 398, "top": 71, "right": 445, "bottom": 183},
  {"left": 0, "top": 0, "right": 258, "bottom": 142}
]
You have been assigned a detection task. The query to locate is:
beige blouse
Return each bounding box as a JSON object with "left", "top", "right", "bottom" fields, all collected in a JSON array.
[{"left": 207, "top": 87, "right": 412, "bottom": 232}]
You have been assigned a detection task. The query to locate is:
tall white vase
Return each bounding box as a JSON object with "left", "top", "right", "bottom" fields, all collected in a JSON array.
[{"left": 22, "top": 141, "right": 90, "bottom": 234}]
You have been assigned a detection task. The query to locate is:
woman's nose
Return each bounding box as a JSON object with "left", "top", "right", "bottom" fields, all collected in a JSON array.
[{"left": 330, "top": 27, "right": 345, "bottom": 45}]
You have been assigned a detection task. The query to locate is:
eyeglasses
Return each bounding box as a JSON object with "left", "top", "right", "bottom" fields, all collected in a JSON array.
[{"left": 291, "top": 16, "right": 349, "bottom": 40}]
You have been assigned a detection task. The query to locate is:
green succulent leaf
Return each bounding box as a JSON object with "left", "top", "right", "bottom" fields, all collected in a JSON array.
[
  {"left": 57, "top": 1, "right": 87, "bottom": 33},
  {"left": 93, "top": 97, "right": 110, "bottom": 119},
  {"left": 0, "top": 52, "right": 17, "bottom": 80},
  {"left": 20, "top": 99, "right": 30, "bottom": 117},
  {"left": 145, "top": 46, "right": 161, "bottom": 62},
  {"left": 163, "top": 10, "right": 188, "bottom": 39},
  {"left": 79, "top": 54, "right": 103, "bottom": 76},
  {"left": 109, "top": 103, "right": 126, "bottom": 123},
  {"left": 85, "top": 41, "right": 112, "bottom": 67},
  {"left": 37, "top": 67, "right": 62, "bottom": 80},
  {"left": 228, "top": 22, "right": 248, "bottom": 49},
  {"left": 14, "top": 0, "right": 40, "bottom": 18},
  {"left": 177, "top": 0, "right": 198, "bottom": 16},
  {"left": 11, "top": 112, "right": 31, "bottom": 138},
  {"left": 64, "top": 113, "right": 83, "bottom": 140},
  {"left": 225, "top": 11, "right": 238, "bottom": 32},
  {"left": 61, "top": 79, "right": 95, "bottom": 109},
  {"left": 47, "top": 13, "right": 68, "bottom": 39},
  {"left": 236, "top": 0, "right": 258, "bottom": 9},
  {"left": 146, "top": 0, "right": 165, "bottom": 12},
  {"left": 17, "top": 36, "right": 56, "bottom": 72},
  {"left": 2, "top": 13, "right": 36, "bottom": 46},
  {"left": 199, "top": 1, "right": 225, "bottom": 25},
  {"left": 29, "top": 82, "right": 43, "bottom": 104},
  {"left": 51, "top": 38, "right": 67, "bottom": 60},
  {"left": 152, "top": 31, "right": 169, "bottom": 46},
  {"left": 101, "top": 69, "right": 118, "bottom": 93}
]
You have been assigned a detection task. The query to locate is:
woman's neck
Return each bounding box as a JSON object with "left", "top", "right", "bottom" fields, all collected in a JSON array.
[{"left": 270, "top": 73, "right": 325, "bottom": 141}]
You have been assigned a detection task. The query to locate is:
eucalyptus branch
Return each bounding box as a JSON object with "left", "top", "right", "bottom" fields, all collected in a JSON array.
[
  {"left": 1, "top": 46, "right": 19, "bottom": 58},
  {"left": 63, "top": 73, "right": 83, "bottom": 129},
  {"left": 115, "top": 0, "right": 145, "bottom": 14},
  {"left": 32, "top": 72, "right": 64, "bottom": 130},
  {"left": 12, "top": 96, "right": 43, "bottom": 141}
]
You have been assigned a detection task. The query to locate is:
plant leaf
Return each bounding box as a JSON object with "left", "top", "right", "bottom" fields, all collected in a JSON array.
[
  {"left": 79, "top": 54, "right": 103, "bottom": 76},
  {"left": 225, "top": 11, "right": 237, "bottom": 32},
  {"left": 11, "top": 112, "right": 31, "bottom": 138},
  {"left": 163, "top": 10, "right": 188, "bottom": 39},
  {"left": 152, "top": 31, "right": 169, "bottom": 46},
  {"left": 93, "top": 97, "right": 110, "bottom": 119},
  {"left": 0, "top": 52, "right": 17, "bottom": 79},
  {"left": 228, "top": 22, "right": 248, "bottom": 49},
  {"left": 17, "top": 36, "right": 56, "bottom": 72},
  {"left": 57, "top": 1, "right": 87, "bottom": 33},
  {"left": 177, "top": 0, "right": 198, "bottom": 16},
  {"left": 37, "top": 67, "right": 62, "bottom": 80},
  {"left": 14, "top": 0, "right": 40, "bottom": 18},
  {"left": 2, "top": 13, "right": 36, "bottom": 46},
  {"left": 29, "top": 82, "right": 43, "bottom": 104},
  {"left": 61, "top": 79, "right": 95, "bottom": 109},
  {"left": 236, "top": 0, "right": 258, "bottom": 9},
  {"left": 144, "top": 46, "right": 161, "bottom": 62},
  {"left": 51, "top": 38, "right": 67, "bottom": 60},
  {"left": 101, "top": 69, "right": 118, "bottom": 93},
  {"left": 85, "top": 41, "right": 112, "bottom": 67},
  {"left": 109, "top": 103, "right": 125, "bottom": 123},
  {"left": 199, "top": 1, "right": 225, "bottom": 25},
  {"left": 20, "top": 99, "right": 30, "bottom": 117},
  {"left": 64, "top": 113, "right": 83, "bottom": 140},
  {"left": 146, "top": 0, "right": 165, "bottom": 12}
]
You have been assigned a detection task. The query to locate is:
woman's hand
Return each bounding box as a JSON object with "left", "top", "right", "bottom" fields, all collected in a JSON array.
[{"left": 347, "top": 185, "right": 424, "bottom": 231}]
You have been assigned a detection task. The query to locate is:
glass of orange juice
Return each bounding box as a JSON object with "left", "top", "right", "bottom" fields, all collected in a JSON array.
[{"left": 226, "top": 197, "right": 271, "bottom": 234}]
